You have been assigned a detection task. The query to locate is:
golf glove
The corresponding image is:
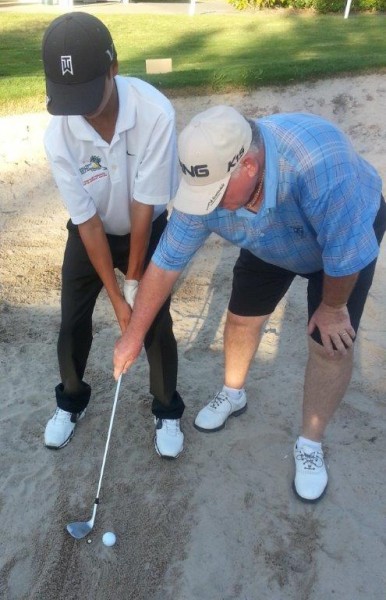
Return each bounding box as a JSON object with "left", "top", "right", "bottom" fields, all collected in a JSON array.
[{"left": 123, "top": 279, "right": 139, "bottom": 309}]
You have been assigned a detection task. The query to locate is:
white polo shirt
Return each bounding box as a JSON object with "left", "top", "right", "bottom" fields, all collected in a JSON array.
[{"left": 44, "top": 76, "right": 179, "bottom": 235}]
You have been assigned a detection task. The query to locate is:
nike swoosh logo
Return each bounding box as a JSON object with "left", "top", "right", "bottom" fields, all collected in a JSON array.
[{"left": 126, "top": 151, "right": 135, "bottom": 156}]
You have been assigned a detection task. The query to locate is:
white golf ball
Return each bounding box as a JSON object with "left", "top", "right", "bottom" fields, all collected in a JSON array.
[{"left": 102, "top": 532, "right": 116, "bottom": 547}]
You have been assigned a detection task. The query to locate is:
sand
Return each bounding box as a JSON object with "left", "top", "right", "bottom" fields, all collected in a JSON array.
[{"left": 0, "top": 74, "right": 385, "bottom": 600}]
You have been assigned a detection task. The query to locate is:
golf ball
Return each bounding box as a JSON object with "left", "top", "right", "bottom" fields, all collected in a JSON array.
[{"left": 102, "top": 532, "right": 116, "bottom": 547}]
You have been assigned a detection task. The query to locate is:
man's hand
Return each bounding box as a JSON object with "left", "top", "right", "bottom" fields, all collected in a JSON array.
[
  {"left": 113, "top": 332, "right": 143, "bottom": 380},
  {"left": 308, "top": 302, "right": 356, "bottom": 357},
  {"left": 112, "top": 263, "right": 182, "bottom": 380}
]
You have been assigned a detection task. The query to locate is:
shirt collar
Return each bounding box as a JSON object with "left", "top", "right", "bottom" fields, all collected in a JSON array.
[
  {"left": 256, "top": 119, "right": 278, "bottom": 213},
  {"left": 67, "top": 75, "right": 136, "bottom": 142},
  {"left": 114, "top": 75, "right": 136, "bottom": 135}
]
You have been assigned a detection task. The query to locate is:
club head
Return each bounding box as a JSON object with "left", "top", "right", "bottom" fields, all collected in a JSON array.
[{"left": 66, "top": 520, "right": 93, "bottom": 540}]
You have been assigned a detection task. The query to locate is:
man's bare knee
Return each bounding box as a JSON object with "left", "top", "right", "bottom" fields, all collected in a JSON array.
[
  {"left": 308, "top": 336, "right": 354, "bottom": 364},
  {"left": 226, "top": 310, "right": 270, "bottom": 337}
]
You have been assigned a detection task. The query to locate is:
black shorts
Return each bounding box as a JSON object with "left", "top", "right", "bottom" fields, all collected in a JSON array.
[{"left": 229, "top": 196, "right": 386, "bottom": 345}]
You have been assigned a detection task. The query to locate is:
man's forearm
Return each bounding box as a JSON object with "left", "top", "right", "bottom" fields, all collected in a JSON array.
[
  {"left": 322, "top": 273, "right": 359, "bottom": 308},
  {"left": 113, "top": 262, "right": 181, "bottom": 378},
  {"left": 125, "top": 262, "right": 180, "bottom": 341}
]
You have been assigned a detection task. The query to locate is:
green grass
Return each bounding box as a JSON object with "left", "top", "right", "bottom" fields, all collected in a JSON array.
[{"left": 1, "top": 11, "right": 386, "bottom": 115}]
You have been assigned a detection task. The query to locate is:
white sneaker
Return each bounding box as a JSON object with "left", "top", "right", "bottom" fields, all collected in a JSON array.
[
  {"left": 154, "top": 418, "right": 184, "bottom": 459},
  {"left": 293, "top": 440, "right": 328, "bottom": 502},
  {"left": 44, "top": 408, "right": 86, "bottom": 449},
  {"left": 194, "top": 390, "right": 247, "bottom": 432}
]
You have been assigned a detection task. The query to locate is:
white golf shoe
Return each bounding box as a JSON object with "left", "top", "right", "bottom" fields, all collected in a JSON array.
[
  {"left": 293, "top": 440, "right": 328, "bottom": 502},
  {"left": 154, "top": 418, "right": 184, "bottom": 459},
  {"left": 44, "top": 408, "right": 86, "bottom": 449},
  {"left": 194, "top": 390, "right": 247, "bottom": 432}
]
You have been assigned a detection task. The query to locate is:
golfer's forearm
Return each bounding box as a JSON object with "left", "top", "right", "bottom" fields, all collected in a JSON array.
[
  {"left": 126, "top": 262, "right": 180, "bottom": 341},
  {"left": 322, "top": 273, "right": 359, "bottom": 308},
  {"left": 78, "top": 215, "right": 121, "bottom": 303},
  {"left": 127, "top": 200, "right": 154, "bottom": 281}
]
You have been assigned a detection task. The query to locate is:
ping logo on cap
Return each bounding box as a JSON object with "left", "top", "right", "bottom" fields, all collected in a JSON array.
[
  {"left": 180, "top": 145, "right": 246, "bottom": 183},
  {"left": 61, "top": 55, "right": 73, "bottom": 76},
  {"left": 180, "top": 162, "right": 209, "bottom": 178}
]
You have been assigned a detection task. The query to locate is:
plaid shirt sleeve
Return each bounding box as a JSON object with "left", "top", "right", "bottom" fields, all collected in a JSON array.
[{"left": 151, "top": 209, "right": 211, "bottom": 271}]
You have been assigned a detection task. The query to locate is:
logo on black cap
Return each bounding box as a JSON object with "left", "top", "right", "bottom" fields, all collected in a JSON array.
[{"left": 61, "top": 56, "right": 73, "bottom": 76}]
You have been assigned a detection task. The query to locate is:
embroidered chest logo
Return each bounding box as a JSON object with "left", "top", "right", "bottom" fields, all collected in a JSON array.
[
  {"left": 79, "top": 156, "right": 107, "bottom": 175},
  {"left": 290, "top": 226, "right": 305, "bottom": 238},
  {"left": 61, "top": 56, "right": 73, "bottom": 76}
]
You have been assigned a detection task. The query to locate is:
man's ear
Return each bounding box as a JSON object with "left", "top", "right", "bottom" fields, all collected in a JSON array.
[
  {"left": 110, "top": 60, "right": 119, "bottom": 78},
  {"left": 241, "top": 153, "right": 259, "bottom": 179}
]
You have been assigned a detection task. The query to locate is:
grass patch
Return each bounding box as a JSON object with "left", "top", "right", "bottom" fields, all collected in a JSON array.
[{"left": 1, "top": 11, "right": 386, "bottom": 115}]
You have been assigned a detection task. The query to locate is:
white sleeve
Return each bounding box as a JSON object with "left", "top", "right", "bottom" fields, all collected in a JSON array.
[
  {"left": 133, "top": 110, "right": 179, "bottom": 206},
  {"left": 44, "top": 130, "right": 96, "bottom": 225}
]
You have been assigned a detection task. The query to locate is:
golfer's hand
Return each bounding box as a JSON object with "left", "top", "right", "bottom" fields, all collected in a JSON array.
[
  {"left": 113, "top": 333, "right": 142, "bottom": 380},
  {"left": 123, "top": 279, "right": 139, "bottom": 309},
  {"left": 113, "top": 297, "right": 132, "bottom": 333},
  {"left": 308, "top": 302, "right": 355, "bottom": 357}
]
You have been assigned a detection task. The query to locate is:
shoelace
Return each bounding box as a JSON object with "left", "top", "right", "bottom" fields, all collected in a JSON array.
[
  {"left": 296, "top": 447, "right": 324, "bottom": 471},
  {"left": 209, "top": 392, "right": 228, "bottom": 409},
  {"left": 52, "top": 408, "right": 71, "bottom": 423},
  {"left": 52, "top": 408, "right": 82, "bottom": 424},
  {"left": 161, "top": 419, "right": 181, "bottom": 435}
]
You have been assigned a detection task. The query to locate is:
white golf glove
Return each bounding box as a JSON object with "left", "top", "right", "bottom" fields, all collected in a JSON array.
[{"left": 123, "top": 279, "right": 139, "bottom": 309}]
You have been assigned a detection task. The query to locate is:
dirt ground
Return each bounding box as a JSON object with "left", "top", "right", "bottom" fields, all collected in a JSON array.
[{"left": 0, "top": 73, "right": 385, "bottom": 599}]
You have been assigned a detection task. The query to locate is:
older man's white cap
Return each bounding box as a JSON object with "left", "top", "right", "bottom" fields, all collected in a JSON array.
[{"left": 173, "top": 105, "right": 252, "bottom": 215}]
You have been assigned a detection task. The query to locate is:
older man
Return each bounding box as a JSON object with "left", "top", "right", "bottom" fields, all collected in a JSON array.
[{"left": 113, "top": 106, "right": 385, "bottom": 501}]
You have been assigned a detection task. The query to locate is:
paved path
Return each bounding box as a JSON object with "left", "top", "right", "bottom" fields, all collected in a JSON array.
[{"left": 0, "top": 0, "right": 240, "bottom": 14}]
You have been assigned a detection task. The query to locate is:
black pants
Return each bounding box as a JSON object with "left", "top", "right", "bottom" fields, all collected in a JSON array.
[{"left": 55, "top": 211, "right": 185, "bottom": 419}]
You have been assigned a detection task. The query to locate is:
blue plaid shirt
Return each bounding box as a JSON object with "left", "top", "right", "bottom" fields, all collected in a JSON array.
[{"left": 153, "top": 113, "right": 382, "bottom": 276}]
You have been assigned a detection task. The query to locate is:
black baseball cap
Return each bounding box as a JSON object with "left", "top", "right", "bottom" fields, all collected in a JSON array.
[{"left": 42, "top": 12, "right": 116, "bottom": 116}]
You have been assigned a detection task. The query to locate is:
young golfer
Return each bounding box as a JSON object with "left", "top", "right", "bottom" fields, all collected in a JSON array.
[{"left": 42, "top": 12, "right": 184, "bottom": 458}]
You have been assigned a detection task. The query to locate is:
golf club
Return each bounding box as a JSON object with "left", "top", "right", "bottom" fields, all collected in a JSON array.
[{"left": 66, "top": 374, "right": 122, "bottom": 539}]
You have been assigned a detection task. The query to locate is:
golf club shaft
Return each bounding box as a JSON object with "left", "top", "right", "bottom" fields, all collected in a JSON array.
[{"left": 94, "top": 374, "right": 122, "bottom": 503}]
